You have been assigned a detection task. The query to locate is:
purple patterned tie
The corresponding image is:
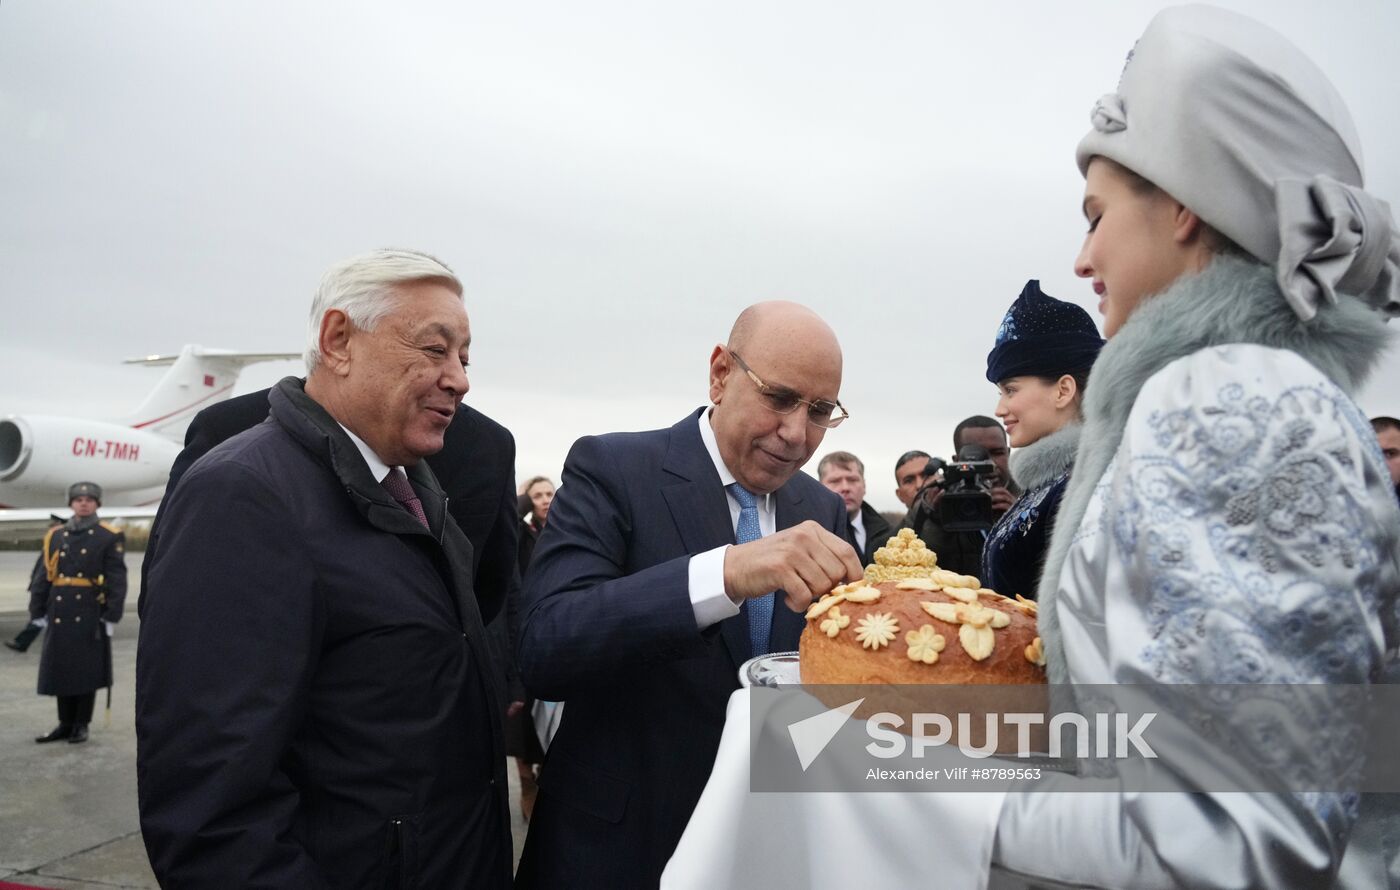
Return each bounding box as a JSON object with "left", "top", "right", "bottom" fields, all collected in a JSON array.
[{"left": 381, "top": 468, "right": 429, "bottom": 529}]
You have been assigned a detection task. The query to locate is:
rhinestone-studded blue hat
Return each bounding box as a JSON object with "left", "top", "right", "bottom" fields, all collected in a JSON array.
[{"left": 985, "top": 280, "right": 1104, "bottom": 383}]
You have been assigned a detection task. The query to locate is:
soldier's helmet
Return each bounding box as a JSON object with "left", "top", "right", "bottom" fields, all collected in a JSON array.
[{"left": 67, "top": 481, "right": 103, "bottom": 506}]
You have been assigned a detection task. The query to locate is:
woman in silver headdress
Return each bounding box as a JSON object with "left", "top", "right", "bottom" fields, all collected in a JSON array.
[{"left": 990, "top": 5, "right": 1400, "bottom": 886}]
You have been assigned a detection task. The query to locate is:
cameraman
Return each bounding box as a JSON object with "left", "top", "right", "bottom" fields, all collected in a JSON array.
[{"left": 894, "top": 416, "right": 1017, "bottom": 578}]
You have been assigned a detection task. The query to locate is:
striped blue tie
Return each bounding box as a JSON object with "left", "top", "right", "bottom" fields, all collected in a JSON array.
[{"left": 728, "top": 483, "right": 773, "bottom": 656}]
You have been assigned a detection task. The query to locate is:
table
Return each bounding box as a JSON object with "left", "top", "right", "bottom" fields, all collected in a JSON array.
[{"left": 661, "top": 688, "right": 1010, "bottom": 889}]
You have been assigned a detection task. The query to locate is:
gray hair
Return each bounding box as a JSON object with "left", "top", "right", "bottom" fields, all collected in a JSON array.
[{"left": 304, "top": 248, "right": 463, "bottom": 372}]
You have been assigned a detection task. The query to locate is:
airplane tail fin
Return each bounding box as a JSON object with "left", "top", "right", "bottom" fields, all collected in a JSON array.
[{"left": 121, "top": 345, "right": 301, "bottom": 441}]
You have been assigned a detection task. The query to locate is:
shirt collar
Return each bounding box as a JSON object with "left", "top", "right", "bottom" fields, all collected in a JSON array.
[
  {"left": 337, "top": 423, "right": 395, "bottom": 484},
  {"left": 697, "top": 408, "right": 773, "bottom": 510}
]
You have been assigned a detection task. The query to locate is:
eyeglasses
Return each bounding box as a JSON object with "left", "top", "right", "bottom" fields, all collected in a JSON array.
[{"left": 728, "top": 350, "right": 849, "bottom": 429}]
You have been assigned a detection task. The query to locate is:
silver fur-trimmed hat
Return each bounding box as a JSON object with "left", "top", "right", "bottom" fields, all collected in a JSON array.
[{"left": 1076, "top": 4, "right": 1399, "bottom": 322}]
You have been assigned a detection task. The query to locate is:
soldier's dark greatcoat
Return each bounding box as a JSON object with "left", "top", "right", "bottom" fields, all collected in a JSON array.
[{"left": 29, "top": 514, "right": 127, "bottom": 696}]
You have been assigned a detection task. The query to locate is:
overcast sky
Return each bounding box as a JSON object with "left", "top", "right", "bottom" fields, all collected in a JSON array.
[{"left": 2, "top": 0, "right": 1397, "bottom": 512}]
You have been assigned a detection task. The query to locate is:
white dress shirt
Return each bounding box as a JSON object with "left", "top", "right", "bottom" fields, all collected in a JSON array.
[
  {"left": 338, "top": 423, "right": 395, "bottom": 485},
  {"left": 686, "top": 410, "right": 776, "bottom": 629},
  {"left": 847, "top": 509, "right": 866, "bottom": 554}
]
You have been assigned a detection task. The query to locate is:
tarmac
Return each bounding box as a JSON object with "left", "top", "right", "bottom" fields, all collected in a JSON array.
[{"left": 0, "top": 551, "right": 530, "bottom": 889}]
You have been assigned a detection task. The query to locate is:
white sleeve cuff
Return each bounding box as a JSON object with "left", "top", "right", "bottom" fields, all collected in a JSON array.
[{"left": 688, "top": 545, "right": 742, "bottom": 630}]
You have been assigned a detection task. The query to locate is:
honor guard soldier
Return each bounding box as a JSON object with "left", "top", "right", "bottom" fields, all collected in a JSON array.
[{"left": 28, "top": 481, "right": 127, "bottom": 744}]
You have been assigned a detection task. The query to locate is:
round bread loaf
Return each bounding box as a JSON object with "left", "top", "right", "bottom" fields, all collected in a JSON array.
[{"left": 799, "top": 579, "right": 1046, "bottom": 685}]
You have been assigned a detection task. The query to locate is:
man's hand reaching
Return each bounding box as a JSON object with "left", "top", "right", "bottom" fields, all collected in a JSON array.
[{"left": 721, "top": 520, "right": 864, "bottom": 613}]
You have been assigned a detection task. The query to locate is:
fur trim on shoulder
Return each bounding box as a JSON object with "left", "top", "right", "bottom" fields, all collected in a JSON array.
[
  {"left": 1035, "top": 255, "right": 1395, "bottom": 684},
  {"left": 1008, "top": 423, "right": 1080, "bottom": 491}
]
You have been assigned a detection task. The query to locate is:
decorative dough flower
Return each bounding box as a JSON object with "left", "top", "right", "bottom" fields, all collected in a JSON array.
[
  {"left": 841, "top": 586, "right": 882, "bottom": 604},
  {"left": 808, "top": 581, "right": 880, "bottom": 621},
  {"left": 1025, "top": 636, "right": 1046, "bottom": 666},
  {"left": 918, "top": 600, "right": 1011, "bottom": 661},
  {"left": 820, "top": 607, "right": 850, "bottom": 638},
  {"left": 921, "top": 600, "right": 1010, "bottom": 629},
  {"left": 921, "top": 601, "right": 961, "bottom": 624},
  {"left": 959, "top": 604, "right": 1009, "bottom": 629},
  {"left": 895, "top": 578, "right": 939, "bottom": 591},
  {"left": 855, "top": 612, "right": 899, "bottom": 650},
  {"left": 960, "top": 624, "right": 995, "bottom": 661},
  {"left": 930, "top": 568, "right": 981, "bottom": 590},
  {"left": 941, "top": 586, "right": 978, "bottom": 603},
  {"left": 905, "top": 624, "right": 947, "bottom": 664},
  {"left": 806, "top": 593, "right": 846, "bottom": 620}
]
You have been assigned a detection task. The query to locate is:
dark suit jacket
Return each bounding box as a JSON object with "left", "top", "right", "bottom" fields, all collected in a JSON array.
[
  {"left": 137, "top": 378, "right": 509, "bottom": 888},
  {"left": 848, "top": 500, "right": 894, "bottom": 565},
  {"left": 513, "top": 408, "right": 848, "bottom": 890},
  {"left": 143, "top": 384, "right": 518, "bottom": 628}
]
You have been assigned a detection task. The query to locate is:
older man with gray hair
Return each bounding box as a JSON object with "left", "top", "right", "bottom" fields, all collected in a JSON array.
[{"left": 137, "top": 250, "right": 511, "bottom": 888}]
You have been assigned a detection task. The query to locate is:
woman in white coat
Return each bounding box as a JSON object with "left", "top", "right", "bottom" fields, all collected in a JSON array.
[{"left": 990, "top": 6, "right": 1400, "bottom": 887}]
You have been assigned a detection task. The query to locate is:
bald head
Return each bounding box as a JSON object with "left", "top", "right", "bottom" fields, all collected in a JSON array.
[
  {"left": 727, "top": 300, "right": 842, "bottom": 367},
  {"left": 708, "top": 301, "right": 844, "bottom": 494}
]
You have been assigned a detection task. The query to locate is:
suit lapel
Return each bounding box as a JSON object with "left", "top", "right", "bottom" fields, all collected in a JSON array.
[
  {"left": 660, "top": 479, "right": 733, "bottom": 565},
  {"left": 660, "top": 410, "right": 752, "bottom": 671},
  {"left": 406, "top": 462, "right": 449, "bottom": 543},
  {"left": 403, "top": 464, "right": 484, "bottom": 637}
]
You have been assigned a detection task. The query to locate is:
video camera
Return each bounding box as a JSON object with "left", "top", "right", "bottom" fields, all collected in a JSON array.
[{"left": 917, "top": 444, "right": 998, "bottom": 533}]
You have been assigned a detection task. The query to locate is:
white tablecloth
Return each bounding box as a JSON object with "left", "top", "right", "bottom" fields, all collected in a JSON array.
[{"left": 662, "top": 688, "right": 1007, "bottom": 890}]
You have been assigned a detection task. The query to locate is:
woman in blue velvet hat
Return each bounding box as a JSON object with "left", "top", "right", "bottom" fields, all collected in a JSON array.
[{"left": 980, "top": 280, "right": 1102, "bottom": 601}]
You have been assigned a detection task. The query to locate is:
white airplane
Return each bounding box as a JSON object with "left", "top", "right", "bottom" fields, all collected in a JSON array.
[{"left": 0, "top": 346, "right": 298, "bottom": 530}]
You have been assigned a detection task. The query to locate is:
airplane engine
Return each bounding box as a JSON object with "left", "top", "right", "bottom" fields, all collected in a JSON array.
[{"left": 0, "top": 415, "right": 181, "bottom": 507}]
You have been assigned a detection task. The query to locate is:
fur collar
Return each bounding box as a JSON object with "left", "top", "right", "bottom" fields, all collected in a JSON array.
[
  {"left": 1035, "top": 255, "right": 1394, "bottom": 684},
  {"left": 65, "top": 513, "right": 101, "bottom": 533},
  {"left": 1008, "top": 423, "right": 1081, "bottom": 491}
]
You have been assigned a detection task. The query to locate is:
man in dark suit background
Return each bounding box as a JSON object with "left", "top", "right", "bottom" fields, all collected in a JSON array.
[
  {"left": 514, "top": 301, "right": 863, "bottom": 889},
  {"left": 817, "top": 450, "right": 894, "bottom": 565}
]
